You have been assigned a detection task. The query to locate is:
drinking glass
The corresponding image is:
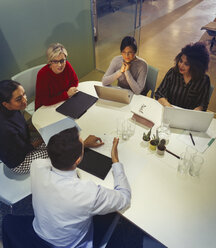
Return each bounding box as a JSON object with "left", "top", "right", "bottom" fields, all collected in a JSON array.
[
  {"left": 127, "top": 120, "right": 136, "bottom": 137},
  {"left": 157, "top": 122, "right": 170, "bottom": 145},
  {"left": 189, "top": 154, "right": 204, "bottom": 177},
  {"left": 122, "top": 120, "right": 129, "bottom": 140},
  {"left": 185, "top": 146, "right": 197, "bottom": 159},
  {"left": 177, "top": 152, "right": 191, "bottom": 175}
]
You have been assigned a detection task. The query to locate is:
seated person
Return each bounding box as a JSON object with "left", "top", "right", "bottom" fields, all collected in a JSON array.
[
  {"left": 30, "top": 127, "right": 131, "bottom": 248},
  {"left": 102, "top": 36, "right": 148, "bottom": 95},
  {"left": 35, "top": 43, "right": 79, "bottom": 110},
  {"left": 155, "top": 42, "right": 210, "bottom": 111},
  {"left": 0, "top": 80, "right": 48, "bottom": 174}
]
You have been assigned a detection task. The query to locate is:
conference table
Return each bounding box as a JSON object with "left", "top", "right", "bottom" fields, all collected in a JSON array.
[{"left": 32, "top": 81, "right": 216, "bottom": 248}]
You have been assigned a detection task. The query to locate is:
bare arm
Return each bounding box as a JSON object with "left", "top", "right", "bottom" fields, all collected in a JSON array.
[
  {"left": 158, "top": 97, "right": 172, "bottom": 107},
  {"left": 194, "top": 106, "right": 203, "bottom": 111},
  {"left": 111, "top": 137, "right": 119, "bottom": 163}
]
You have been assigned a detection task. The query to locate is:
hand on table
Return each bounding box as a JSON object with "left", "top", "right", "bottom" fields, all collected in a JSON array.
[
  {"left": 194, "top": 106, "right": 203, "bottom": 111},
  {"left": 111, "top": 137, "right": 119, "bottom": 163},
  {"left": 84, "top": 135, "right": 104, "bottom": 148},
  {"left": 31, "top": 138, "right": 43, "bottom": 148},
  {"left": 158, "top": 97, "right": 172, "bottom": 107},
  {"left": 67, "top": 87, "right": 78, "bottom": 97}
]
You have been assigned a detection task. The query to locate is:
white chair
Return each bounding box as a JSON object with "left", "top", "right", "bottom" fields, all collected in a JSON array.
[
  {"left": 11, "top": 64, "right": 46, "bottom": 115},
  {"left": 0, "top": 161, "right": 31, "bottom": 213}
]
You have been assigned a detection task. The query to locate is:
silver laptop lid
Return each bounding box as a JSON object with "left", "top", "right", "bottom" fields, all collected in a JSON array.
[
  {"left": 163, "top": 106, "right": 214, "bottom": 132},
  {"left": 94, "top": 85, "right": 133, "bottom": 104}
]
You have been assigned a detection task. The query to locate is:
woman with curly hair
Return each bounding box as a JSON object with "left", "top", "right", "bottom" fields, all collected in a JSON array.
[{"left": 155, "top": 42, "right": 210, "bottom": 111}]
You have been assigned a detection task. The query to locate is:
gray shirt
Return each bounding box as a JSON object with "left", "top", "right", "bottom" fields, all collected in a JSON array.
[{"left": 102, "top": 55, "right": 148, "bottom": 94}]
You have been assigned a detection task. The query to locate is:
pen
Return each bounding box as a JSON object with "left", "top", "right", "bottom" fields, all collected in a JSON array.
[
  {"left": 165, "top": 149, "right": 180, "bottom": 159},
  {"left": 202, "top": 138, "right": 215, "bottom": 152},
  {"left": 208, "top": 138, "right": 215, "bottom": 147},
  {"left": 189, "top": 132, "right": 195, "bottom": 146}
]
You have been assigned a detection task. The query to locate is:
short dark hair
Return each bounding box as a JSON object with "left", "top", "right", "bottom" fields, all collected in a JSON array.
[
  {"left": 47, "top": 127, "right": 83, "bottom": 170},
  {"left": 120, "top": 36, "right": 137, "bottom": 53},
  {"left": 174, "top": 42, "right": 209, "bottom": 81},
  {"left": 0, "top": 80, "right": 20, "bottom": 106}
]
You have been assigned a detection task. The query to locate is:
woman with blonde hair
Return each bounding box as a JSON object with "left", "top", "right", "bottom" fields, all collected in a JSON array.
[{"left": 35, "top": 43, "right": 78, "bottom": 110}]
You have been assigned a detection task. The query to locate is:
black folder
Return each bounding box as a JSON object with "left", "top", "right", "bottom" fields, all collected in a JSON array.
[
  {"left": 56, "top": 91, "right": 98, "bottom": 119},
  {"left": 78, "top": 148, "right": 112, "bottom": 180}
]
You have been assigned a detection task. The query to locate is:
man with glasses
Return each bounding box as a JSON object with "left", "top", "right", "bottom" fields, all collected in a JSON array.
[{"left": 35, "top": 43, "right": 79, "bottom": 110}]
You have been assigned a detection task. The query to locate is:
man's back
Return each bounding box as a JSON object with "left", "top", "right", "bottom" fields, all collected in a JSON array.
[
  {"left": 31, "top": 157, "right": 131, "bottom": 248},
  {"left": 31, "top": 158, "right": 98, "bottom": 247}
]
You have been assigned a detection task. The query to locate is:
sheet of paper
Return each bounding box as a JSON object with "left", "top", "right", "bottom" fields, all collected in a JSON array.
[
  {"left": 90, "top": 133, "right": 115, "bottom": 157},
  {"left": 178, "top": 130, "right": 213, "bottom": 153},
  {"left": 39, "top": 117, "right": 80, "bottom": 145}
]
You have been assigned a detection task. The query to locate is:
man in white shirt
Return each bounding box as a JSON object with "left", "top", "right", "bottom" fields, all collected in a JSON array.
[{"left": 30, "top": 127, "right": 131, "bottom": 248}]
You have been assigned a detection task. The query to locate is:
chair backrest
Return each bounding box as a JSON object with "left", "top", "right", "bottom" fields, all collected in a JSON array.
[
  {"left": 141, "top": 64, "right": 159, "bottom": 98},
  {"left": 11, "top": 64, "right": 46, "bottom": 100},
  {"left": 0, "top": 162, "right": 31, "bottom": 206},
  {"left": 208, "top": 84, "right": 215, "bottom": 103}
]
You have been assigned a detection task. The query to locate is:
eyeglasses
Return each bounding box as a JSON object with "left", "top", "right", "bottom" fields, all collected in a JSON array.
[
  {"left": 51, "top": 59, "right": 66, "bottom": 64},
  {"left": 121, "top": 52, "right": 135, "bottom": 56}
]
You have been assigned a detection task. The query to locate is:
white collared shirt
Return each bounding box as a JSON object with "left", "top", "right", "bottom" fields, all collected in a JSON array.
[{"left": 30, "top": 158, "right": 131, "bottom": 248}]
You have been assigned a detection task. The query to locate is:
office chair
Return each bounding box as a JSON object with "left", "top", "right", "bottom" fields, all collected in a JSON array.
[
  {"left": 141, "top": 64, "right": 159, "bottom": 98},
  {"left": 97, "top": 0, "right": 119, "bottom": 14},
  {"left": 207, "top": 30, "right": 216, "bottom": 51},
  {"left": 208, "top": 84, "right": 215, "bottom": 103},
  {"left": 0, "top": 161, "right": 31, "bottom": 213},
  {"left": 11, "top": 64, "right": 45, "bottom": 115},
  {"left": 201, "top": 22, "right": 216, "bottom": 51}
]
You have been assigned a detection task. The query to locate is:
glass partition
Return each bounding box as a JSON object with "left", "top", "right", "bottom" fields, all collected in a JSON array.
[
  {"left": 0, "top": 0, "right": 94, "bottom": 80},
  {"left": 93, "top": 0, "right": 142, "bottom": 72}
]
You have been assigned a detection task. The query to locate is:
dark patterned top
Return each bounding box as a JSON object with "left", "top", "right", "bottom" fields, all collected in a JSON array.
[
  {"left": 0, "top": 108, "right": 34, "bottom": 168},
  {"left": 155, "top": 68, "right": 210, "bottom": 111}
]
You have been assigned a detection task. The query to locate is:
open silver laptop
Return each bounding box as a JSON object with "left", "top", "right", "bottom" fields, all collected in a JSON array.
[
  {"left": 94, "top": 85, "right": 133, "bottom": 104},
  {"left": 163, "top": 106, "right": 214, "bottom": 132}
]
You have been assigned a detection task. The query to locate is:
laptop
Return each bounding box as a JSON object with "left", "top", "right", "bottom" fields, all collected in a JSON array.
[
  {"left": 94, "top": 85, "right": 133, "bottom": 104},
  {"left": 162, "top": 106, "right": 214, "bottom": 132}
]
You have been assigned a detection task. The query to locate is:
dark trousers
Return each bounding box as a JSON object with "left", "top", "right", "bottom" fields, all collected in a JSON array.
[
  {"left": 2, "top": 213, "right": 117, "bottom": 248},
  {"left": 2, "top": 215, "right": 52, "bottom": 248}
]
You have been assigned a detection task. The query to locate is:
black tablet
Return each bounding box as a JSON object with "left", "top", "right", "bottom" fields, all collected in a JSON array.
[
  {"left": 56, "top": 91, "right": 98, "bottom": 119},
  {"left": 78, "top": 148, "right": 112, "bottom": 180}
]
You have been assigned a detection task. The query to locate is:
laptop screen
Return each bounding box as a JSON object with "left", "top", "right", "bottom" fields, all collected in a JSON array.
[
  {"left": 163, "top": 106, "right": 214, "bottom": 132},
  {"left": 94, "top": 85, "right": 133, "bottom": 104}
]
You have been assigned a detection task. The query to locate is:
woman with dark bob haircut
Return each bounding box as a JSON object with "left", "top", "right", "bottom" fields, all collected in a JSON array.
[
  {"left": 0, "top": 80, "right": 48, "bottom": 174},
  {"left": 102, "top": 36, "right": 148, "bottom": 94},
  {"left": 155, "top": 42, "right": 210, "bottom": 111}
]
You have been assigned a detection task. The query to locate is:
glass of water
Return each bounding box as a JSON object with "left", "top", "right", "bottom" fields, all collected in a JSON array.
[
  {"left": 189, "top": 154, "right": 204, "bottom": 177},
  {"left": 157, "top": 122, "right": 171, "bottom": 145},
  {"left": 177, "top": 152, "right": 192, "bottom": 175}
]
